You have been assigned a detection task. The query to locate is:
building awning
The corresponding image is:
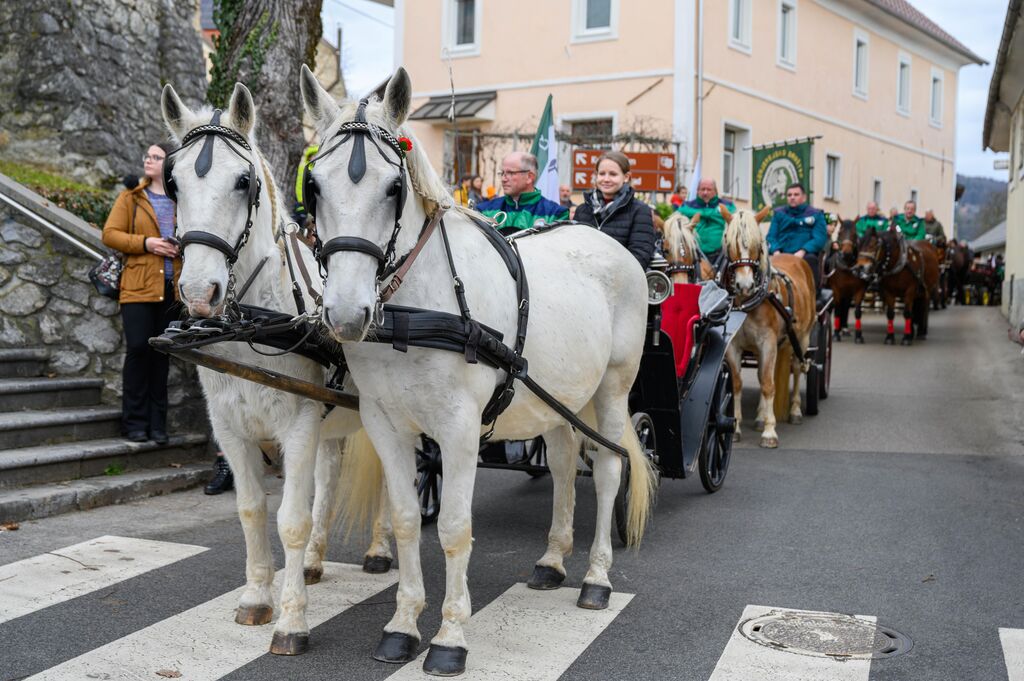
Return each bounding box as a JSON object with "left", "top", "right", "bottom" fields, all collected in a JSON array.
[
  {"left": 970, "top": 221, "right": 1007, "bottom": 253},
  {"left": 409, "top": 91, "right": 497, "bottom": 123}
]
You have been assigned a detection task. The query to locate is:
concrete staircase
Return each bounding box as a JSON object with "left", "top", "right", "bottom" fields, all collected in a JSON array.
[{"left": 0, "top": 348, "right": 212, "bottom": 522}]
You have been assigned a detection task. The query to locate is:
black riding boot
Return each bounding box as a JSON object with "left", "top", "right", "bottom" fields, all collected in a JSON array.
[{"left": 204, "top": 455, "right": 234, "bottom": 495}]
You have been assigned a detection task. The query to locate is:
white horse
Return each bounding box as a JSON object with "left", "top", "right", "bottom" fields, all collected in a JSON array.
[
  {"left": 300, "top": 65, "right": 655, "bottom": 676},
  {"left": 160, "top": 83, "right": 393, "bottom": 655}
]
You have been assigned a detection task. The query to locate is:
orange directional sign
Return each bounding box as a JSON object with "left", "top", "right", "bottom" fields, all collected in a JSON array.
[{"left": 571, "top": 149, "right": 676, "bottom": 192}]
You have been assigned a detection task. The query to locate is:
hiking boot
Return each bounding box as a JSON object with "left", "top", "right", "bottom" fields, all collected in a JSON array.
[{"left": 204, "top": 455, "right": 234, "bottom": 495}]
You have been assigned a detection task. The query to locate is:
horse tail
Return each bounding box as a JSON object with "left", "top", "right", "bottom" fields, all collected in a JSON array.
[
  {"left": 621, "top": 412, "right": 657, "bottom": 548},
  {"left": 338, "top": 428, "right": 384, "bottom": 538},
  {"left": 773, "top": 346, "right": 793, "bottom": 421}
]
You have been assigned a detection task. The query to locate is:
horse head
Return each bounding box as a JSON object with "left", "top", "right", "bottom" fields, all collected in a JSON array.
[
  {"left": 836, "top": 219, "right": 859, "bottom": 266},
  {"left": 161, "top": 83, "right": 270, "bottom": 318},
  {"left": 300, "top": 65, "right": 447, "bottom": 342},
  {"left": 853, "top": 228, "right": 881, "bottom": 279},
  {"left": 723, "top": 210, "right": 768, "bottom": 297},
  {"left": 662, "top": 213, "right": 703, "bottom": 283}
]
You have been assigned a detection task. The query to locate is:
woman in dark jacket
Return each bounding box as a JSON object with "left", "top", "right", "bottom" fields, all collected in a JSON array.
[{"left": 573, "top": 151, "right": 656, "bottom": 269}]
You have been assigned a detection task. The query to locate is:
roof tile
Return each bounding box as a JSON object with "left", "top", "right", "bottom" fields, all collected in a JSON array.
[{"left": 864, "top": 0, "right": 984, "bottom": 63}]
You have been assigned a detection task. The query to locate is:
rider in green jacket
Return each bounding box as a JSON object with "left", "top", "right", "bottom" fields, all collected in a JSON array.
[
  {"left": 855, "top": 201, "right": 890, "bottom": 237},
  {"left": 677, "top": 178, "right": 735, "bottom": 258},
  {"left": 893, "top": 201, "right": 926, "bottom": 240},
  {"left": 476, "top": 151, "right": 569, "bottom": 229}
]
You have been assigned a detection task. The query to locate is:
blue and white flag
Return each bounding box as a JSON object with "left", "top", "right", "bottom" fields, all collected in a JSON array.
[{"left": 530, "top": 95, "right": 559, "bottom": 203}]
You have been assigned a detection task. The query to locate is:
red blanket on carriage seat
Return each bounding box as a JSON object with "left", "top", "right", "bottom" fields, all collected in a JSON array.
[{"left": 660, "top": 283, "right": 702, "bottom": 377}]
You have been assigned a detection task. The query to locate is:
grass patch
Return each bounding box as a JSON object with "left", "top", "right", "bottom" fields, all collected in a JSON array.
[
  {"left": 104, "top": 463, "right": 126, "bottom": 476},
  {"left": 0, "top": 159, "right": 112, "bottom": 227}
]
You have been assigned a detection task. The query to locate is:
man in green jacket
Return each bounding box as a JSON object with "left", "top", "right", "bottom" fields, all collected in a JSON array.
[
  {"left": 893, "top": 201, "right": 926, "bottom": 240},
  {"left": 476, "top": 151, "right": 569, "bottom": 229},
  {"left": 677, "top": 178, "right": 735, "bottom": 259},
  {"left": 855, "top": 201, "right": 889, "bottom": 237}
]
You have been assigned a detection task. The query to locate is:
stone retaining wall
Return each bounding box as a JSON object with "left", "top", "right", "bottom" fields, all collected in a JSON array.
[{"left": 0, "top": 202, "right": 208, "bottom": 433}]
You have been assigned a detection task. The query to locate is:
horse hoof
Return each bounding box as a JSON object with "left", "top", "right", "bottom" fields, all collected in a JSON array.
[
  {"left": 789, "top": 414, "right": 802, "bottom": 425},
  {"left": 527, "top": 564, "right": 566, "bottom": 590},
  {"left": 900, "top": 336, "right": 912, "bottom": 346},
  {"left": 235, "top": 605, "right": 273, "bottom": 626},
  {"left": 423, "top": 644, "right": 468, "bottom": 676},
  {"left": 304, "top": 566, "right": 323, "bottom": 585},
  {"left": 883, "top": 335, "right": 895, "bottom": 345},
  {"left": 854, "top": 335, "right": 864, "bottom": 345},
  {"left": 754, "top": 418, "right": 765, "bottom": 432},
  {"left": 270, "top": 631, "right": 309, "bottom": 656},
  {"left": 576, "top": 583, "right": 612, "bottom": 610},
  {"left": 733, "top": 431, "right": 742, "bottom": 443},
  {"left": 373, "top": 631, "right": 420, "bottom": 663},
  {"left": 760, "top": 436, "right": 779, "bottom": 449},
  {"left": 363, "top": 555, "right": 393, "bottom": 574}
]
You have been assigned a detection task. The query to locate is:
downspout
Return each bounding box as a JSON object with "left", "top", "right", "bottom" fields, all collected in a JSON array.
[{"left": 695, "top": 0, "right": 704, "bottom": 179}]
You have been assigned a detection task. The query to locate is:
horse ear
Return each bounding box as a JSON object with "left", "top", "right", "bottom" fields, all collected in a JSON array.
[
  {"left": 754, "top": 205, "right": 772, "bottom": 223},
  {"left": 383, "top": 67, "right": 412, "bottom": 127},
  {"left": 226, "top": 83, "right": 256, "bottom": 137},
  {"left": 299, "top": 63, "right": 341, "bottom": 134},
  {"left": 161, "top": 84, "right": 195, "bottom": 142},
  {"left": 719, "top": 204, "right": 733, "bottom": 224}
]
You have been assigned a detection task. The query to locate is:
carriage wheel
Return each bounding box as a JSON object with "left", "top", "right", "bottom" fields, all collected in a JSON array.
[
  {"left": 818, "top": 318, "right": 832, "bottom": 400},
  {"left": 415, "top": 437, "right": 443, "bottom": 524},
  {"left": 613, "top": 412, "right": 658, "bottom": 547},
  {"left": 804, "top": 327, "right": 820, "bottom": 416},
  {"left": 699, "top": 365, "right": 735, "bottom": 493}
]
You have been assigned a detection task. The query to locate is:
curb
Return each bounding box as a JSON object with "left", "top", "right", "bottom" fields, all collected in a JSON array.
[{"left": 0, "top": 463, "right": 213, "bottom": 524}]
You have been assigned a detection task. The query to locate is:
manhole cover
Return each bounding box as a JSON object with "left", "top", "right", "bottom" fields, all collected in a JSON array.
[{"left": 739, "top": 610, "right": 913, "bottom": 660}]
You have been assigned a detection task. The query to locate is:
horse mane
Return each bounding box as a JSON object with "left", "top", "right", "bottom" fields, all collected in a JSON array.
[
  {"left": 663, "top": 212, "right": 699, "bottom": 263},
  {"left": 724, "top": 209, "right": 768, "bottom": 271},
  {"left": 331, "top": 97, "right": 453, "bottom": 215}
]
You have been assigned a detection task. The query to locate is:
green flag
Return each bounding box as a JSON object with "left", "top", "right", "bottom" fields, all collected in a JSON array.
[{"left": 530, "top": 95, "right": 559, "bottom": 203}]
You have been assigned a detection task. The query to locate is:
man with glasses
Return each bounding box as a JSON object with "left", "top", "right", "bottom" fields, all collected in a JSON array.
[{"left": 477, "top": 151, "right": 569, "bottom": 229}]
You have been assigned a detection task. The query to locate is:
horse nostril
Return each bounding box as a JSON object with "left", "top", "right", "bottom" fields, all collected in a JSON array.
[
  {"left": 362, "top": 306, "right": 372, "bottom": 328},
  {"left": 209, "top": 282, "right": 221, "bottom": 305}
]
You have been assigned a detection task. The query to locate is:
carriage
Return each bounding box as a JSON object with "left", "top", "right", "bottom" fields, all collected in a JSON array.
[{"left": 413, "top": 270, "right": 746, "bottom": 544}]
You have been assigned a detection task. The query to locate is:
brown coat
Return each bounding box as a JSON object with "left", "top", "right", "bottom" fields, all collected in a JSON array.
[{"left": 101, "top": 178, "right": 181, "bottom": 304}]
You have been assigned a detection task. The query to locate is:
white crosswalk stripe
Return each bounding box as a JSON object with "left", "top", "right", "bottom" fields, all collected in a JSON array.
[
  {"left": 1001, "top": 628, "right": 1024, "bottom": 681},
  {"left": 0, "top": 535, "right": 207, "bottom": 626},
  {"left": 708, "top": 605, "right": 874, "bottom": 681},
  {"left": 387, "top": 584, "right": 633, "bottom": 681},
  {"left": 27, "top": 561, "right": 398, "bottom": 681}
]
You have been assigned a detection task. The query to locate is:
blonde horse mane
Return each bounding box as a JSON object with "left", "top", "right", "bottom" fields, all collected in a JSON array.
[
  {"left": 330, "top": 97, "right": 453, "bottom": 216},
  {"left": 663, "top": 212, "right": 701, "bottom": 265},
  {"left": 724, "top": 209, "right": 769, "bottom": 271}
]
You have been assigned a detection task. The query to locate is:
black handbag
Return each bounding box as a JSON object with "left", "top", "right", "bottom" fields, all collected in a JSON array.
[{"left": 89, "top": 202, "right": 137, "bottom": 300}]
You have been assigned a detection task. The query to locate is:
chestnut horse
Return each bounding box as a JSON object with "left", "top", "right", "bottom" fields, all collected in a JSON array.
[
  {"left": 854, "top": 229, "right": 939, "bottom": 345},
  {"left": 722, "top": 210, "right": 816, "bottom": 448},
  {"left": 825, "top": 219, "right": 868, "bottom": 343},
  {"left": 662, "top": 212, "right": 717, "bottom": 284}
]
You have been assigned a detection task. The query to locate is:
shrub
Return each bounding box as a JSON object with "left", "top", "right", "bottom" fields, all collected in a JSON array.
[
  {"left": 654, "top": 202, "right": 675, "bottom": 220},
  {"left": 0, "top": 160, "right": 112, "bottom": 227}
]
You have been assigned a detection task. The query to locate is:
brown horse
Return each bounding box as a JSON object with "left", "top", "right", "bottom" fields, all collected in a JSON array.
[
  {"left": 722, "top": 210, "right": 816, "bottom": 448},
  {"left": 825, "top": 219, "right": 868, "bottom": 342},
  {"left": 854, "top": 228, "right": 940, "bottom": 345},
  {"left": 932, "top": 235, "right": 949, "bottom": 310},
  {"left": 947, "top": 240, "right": 973, "bottom": 305},
  {"left": 661, "top": 212, "right": 717, "bottom": 283}
]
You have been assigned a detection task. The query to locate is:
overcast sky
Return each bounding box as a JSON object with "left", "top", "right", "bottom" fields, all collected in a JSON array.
[{"left": 320, "top": 0, "right": 1008, "bottom": 180}]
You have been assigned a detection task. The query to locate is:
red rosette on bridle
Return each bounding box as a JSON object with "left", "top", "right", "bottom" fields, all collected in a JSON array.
[{"left": 397, "top": 136, "right": 413, "bottom": 153}]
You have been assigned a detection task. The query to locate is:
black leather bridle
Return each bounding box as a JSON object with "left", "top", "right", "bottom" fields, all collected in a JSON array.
[
  {"left": 164, "top": 111, "right": 262, "bottom": 270},
  {"left": 304, "top": 99, "right": 410, "bottom": 289}
]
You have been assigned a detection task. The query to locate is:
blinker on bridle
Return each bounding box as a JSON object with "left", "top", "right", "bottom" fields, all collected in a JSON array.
[
  {"left": 164, "top": 109, "right": 263, "bottom": 269},
  {"left": 304, "top": 98, "right": 410, "bottom": 286}
]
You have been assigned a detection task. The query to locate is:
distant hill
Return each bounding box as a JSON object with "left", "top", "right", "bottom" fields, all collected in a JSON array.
[{"left": 955, "top": 174, "right": 1007, "bottom": 242}]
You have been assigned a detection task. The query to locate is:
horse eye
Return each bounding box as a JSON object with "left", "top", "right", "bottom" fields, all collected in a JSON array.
[
  {"left": 235, "top": 175, "right": 250, "bottom": 191},
  {"left": 385, "top": 181, "right": 400, "bottom": 198}
]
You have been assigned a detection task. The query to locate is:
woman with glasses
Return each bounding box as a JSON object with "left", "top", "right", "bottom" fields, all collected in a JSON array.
[
  {"left": 101, "top": 142, "right": 181, "bottom": 446},
  {"left": 572, "top": 151, "right": 656, "bottom": 269}
]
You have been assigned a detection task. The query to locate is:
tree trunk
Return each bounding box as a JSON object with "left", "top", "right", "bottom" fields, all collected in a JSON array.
[{"left": 208, "top": 0, "right": 323, "bottom": 206}]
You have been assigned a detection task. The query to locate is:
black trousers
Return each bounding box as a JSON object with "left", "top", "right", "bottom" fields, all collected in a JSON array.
[
  {"left": 802, "top": 253, "right": 821, "bottom": 292},
  {"left": 120, "top": 280, "right": 179, "bottom": 435}
]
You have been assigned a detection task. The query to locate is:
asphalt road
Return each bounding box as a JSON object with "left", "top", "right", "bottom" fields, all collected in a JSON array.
[{"left": 2, "top": 306, "right": 1023, "bottom": 681}]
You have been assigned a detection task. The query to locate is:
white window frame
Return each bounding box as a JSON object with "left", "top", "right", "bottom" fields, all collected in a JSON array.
[
  {"left": 872, "top": 178, "right": 882, "bottom": 206},
  {"left": 777, "top": 0, "right": 797, "bottom": 71},
  {"left": 721, "top": 120, "right": 752, "bottom": 201},
  {"left": 441, "top": 0, "right": 482, "bottom": 59},
  {"left": 1018, "top": 109, "right": 1024, "bottom": 182},
  {"left": 896, "top": 52, "right": 912, "bottom": 116},
  {"left": 852, "top": 29, "right": 869, "bottom": 100},
  {"left": 824, "top": 152, "right": 841, "bottom": 201},
  {"left": 571, "top": 0, "right": 620, "bottom": 44},
  {"left": 929, "top": 67, "right": 944, "bottom": 128},
  {"left": 729, "top": 0, "right": 753, "bottom": 54}
]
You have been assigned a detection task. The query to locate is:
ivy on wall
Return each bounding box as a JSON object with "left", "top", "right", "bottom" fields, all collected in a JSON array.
[{"left": 207, "top": 0, "right": 280, "bottom": 109}]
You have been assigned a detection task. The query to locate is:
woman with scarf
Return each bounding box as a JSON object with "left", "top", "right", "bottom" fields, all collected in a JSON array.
[{"left": 572, "top": 151, "right": 656, "bottom": 270}]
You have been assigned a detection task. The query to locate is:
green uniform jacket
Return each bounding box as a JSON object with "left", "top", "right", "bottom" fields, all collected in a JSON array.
[
  {"left": 677, "top": 196, "right": 735, "bottom": 253},
  {"left": 476, "top": 189, "right": 569, "bottom": 229},
  {"left": 894, "top": 214, "right": 926, "bottom": 240},
  {"left": 855, "top": 214, "right": 889, "bottom": 237}
]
